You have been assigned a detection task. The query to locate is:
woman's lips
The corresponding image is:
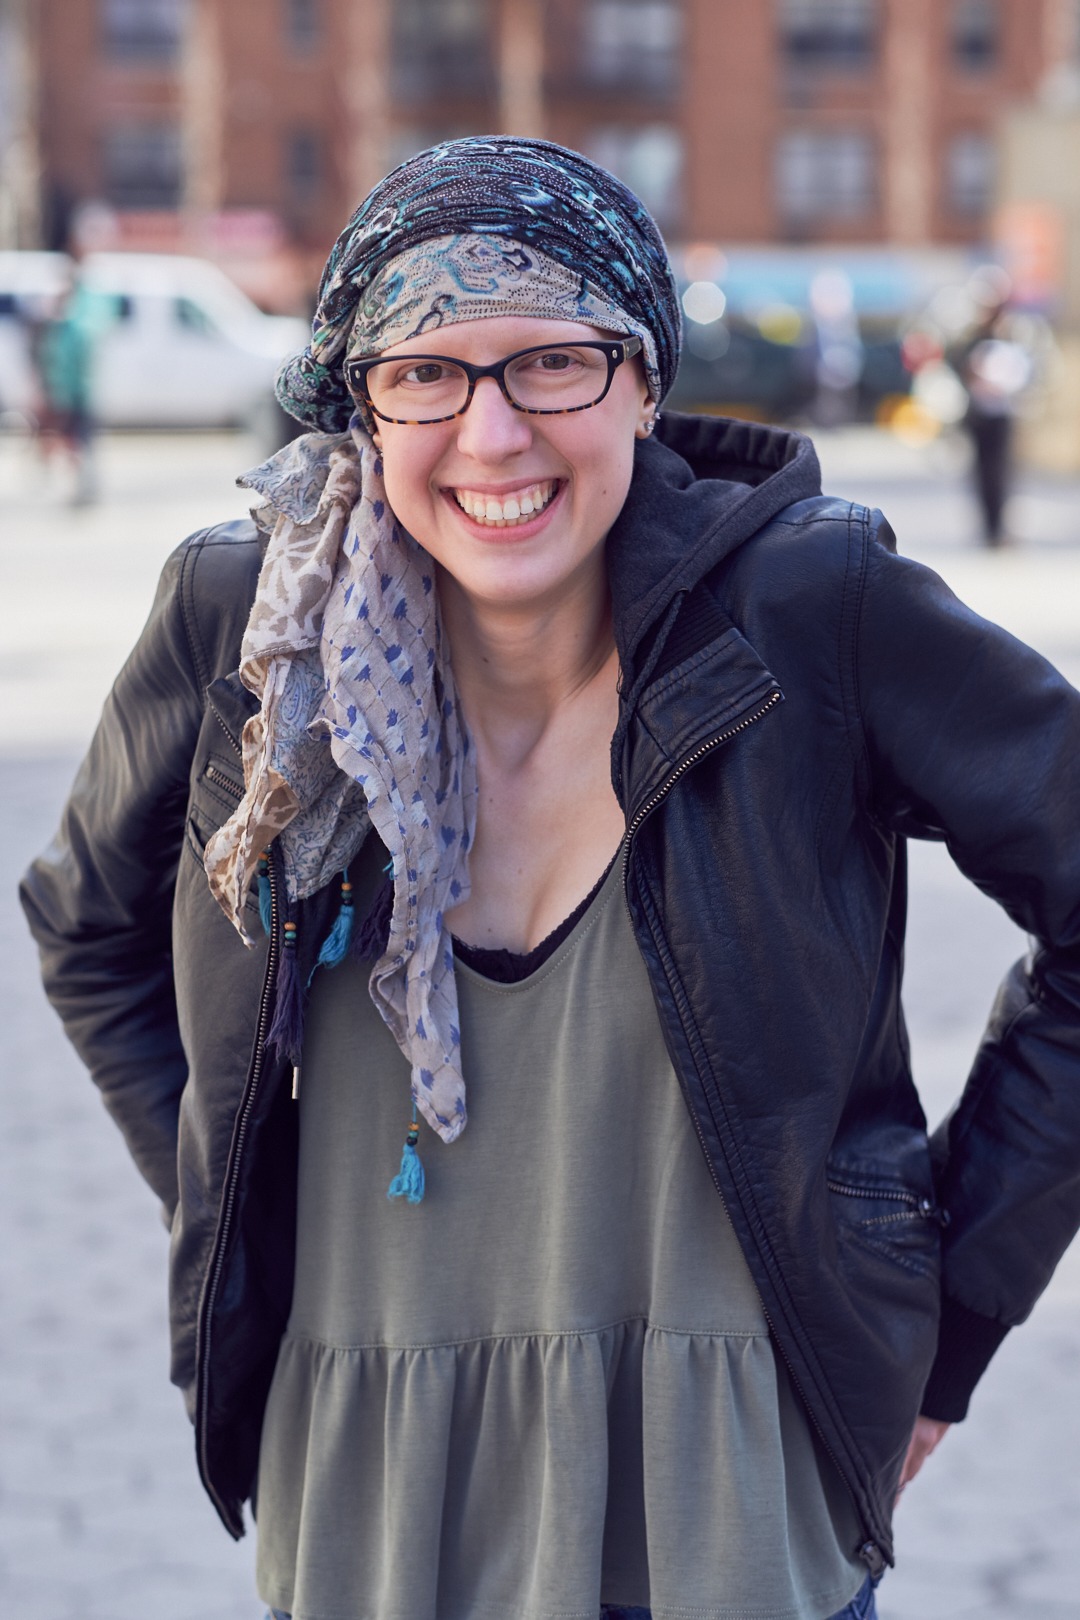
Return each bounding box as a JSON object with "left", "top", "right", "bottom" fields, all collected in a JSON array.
[{"left": 453, "top": 476, "right": 563, "bottom": 528}]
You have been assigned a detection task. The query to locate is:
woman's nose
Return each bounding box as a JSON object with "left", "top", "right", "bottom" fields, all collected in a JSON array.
[{"left": 454, "top": 376, "right": 533, "bottom": 459}]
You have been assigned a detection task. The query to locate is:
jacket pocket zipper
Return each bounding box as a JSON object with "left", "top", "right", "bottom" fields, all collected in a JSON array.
[
  {"left": 205, "top": 763, "right": 243, "bottom": 800},
  {"left": 828, "top": 1177, "right": 949, "bottom": 1226}
]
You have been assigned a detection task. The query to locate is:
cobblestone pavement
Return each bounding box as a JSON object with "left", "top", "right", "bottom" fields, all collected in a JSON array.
[{"left": 1, "top": 428, "right": 1078, "bottom": 1618}]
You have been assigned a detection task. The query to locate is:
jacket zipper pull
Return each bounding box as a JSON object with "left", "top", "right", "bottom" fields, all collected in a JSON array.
[{"left": 291, "top": 1064, "right": 301, "bottom": 1100}]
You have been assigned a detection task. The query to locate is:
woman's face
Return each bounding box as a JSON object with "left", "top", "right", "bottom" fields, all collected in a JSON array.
[{"left": 368, "top": 316, "right": 654, "bottom": 615}]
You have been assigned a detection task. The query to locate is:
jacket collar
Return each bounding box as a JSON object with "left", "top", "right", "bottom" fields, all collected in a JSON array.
[
  {"left": 607, "top": 412, "right": 821, "bottom": 683},
  {"left": 607, "top": 413, "right": 815, "bottom": 812},
  {"left": 206, "top": 671, "right": 258, "bottom": 753}
]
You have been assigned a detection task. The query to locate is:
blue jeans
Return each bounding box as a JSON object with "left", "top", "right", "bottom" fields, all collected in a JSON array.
[
  {"left": 267, "top": 1576, "right": 877, "bottom": 1620},
  {"left": 600, "top": 1581, "right": 877, "bottom": 1620}
]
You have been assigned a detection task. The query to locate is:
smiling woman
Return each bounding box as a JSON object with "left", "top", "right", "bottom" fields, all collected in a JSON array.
[{"left": 19, "top": 135, "right": 1080, "bottom": 1620}]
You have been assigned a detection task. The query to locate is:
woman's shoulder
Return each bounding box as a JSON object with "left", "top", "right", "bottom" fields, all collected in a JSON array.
[{"left": 160, "top": 517, "right": 264, "bottom": 689}]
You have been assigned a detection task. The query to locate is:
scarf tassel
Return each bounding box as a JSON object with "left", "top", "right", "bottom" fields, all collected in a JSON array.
[
  {"left": 314, "top": 870, "right": 354, "bottom": 971},
  {"left": 268, "top": 913, "right": 305, "bottom": 1065},
  {"left": 257, "top": 851, "right": 273, "bottom": 938},
  {"left": 388, "top": 1110, "right": 425, "bottom": 1205}
]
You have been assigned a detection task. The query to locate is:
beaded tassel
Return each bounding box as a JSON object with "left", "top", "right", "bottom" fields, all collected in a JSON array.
[
  {"left": 314, "top": 869, "right": 355, "bottom": 971},
  {"left": 387, "top": 1106, "right": 425, "bottom": 1205},
  {"left": 257, "top": 851, "right": 273, "bottom": 937},
  {"left": 267, "top": 913, "right": 304, "bottom": 1064}
]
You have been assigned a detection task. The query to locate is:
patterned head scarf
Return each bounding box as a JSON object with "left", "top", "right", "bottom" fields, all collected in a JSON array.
[
  {"left": 276, "top": 134, "right": 681, "bottom": 432},
  {"left": 339, "top": 230, "right": 664, "bottom": 426}
]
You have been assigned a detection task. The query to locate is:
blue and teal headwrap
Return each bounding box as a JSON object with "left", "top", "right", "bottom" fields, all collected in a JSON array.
[{"left": 276, "top": 134, "right": 682, "bottom": 432}]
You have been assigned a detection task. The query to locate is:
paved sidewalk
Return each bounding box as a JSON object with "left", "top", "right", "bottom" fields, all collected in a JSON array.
[{"left": 2, "top": 428, "right": 1078, "bottom": 1618}]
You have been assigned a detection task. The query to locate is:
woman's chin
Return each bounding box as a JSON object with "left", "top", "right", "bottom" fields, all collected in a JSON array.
[{"left": 435, "top": 543, "right": 601, "bottom": 618}]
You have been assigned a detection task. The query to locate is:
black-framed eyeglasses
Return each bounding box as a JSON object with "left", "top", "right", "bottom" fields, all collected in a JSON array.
[{"left": 343, "top": 336, "right": 643, "bottom": 425}]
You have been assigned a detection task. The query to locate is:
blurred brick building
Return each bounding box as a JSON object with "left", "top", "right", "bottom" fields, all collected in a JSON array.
[{"left": 13, "top": 0, "right": 1080, "bottom": 297}]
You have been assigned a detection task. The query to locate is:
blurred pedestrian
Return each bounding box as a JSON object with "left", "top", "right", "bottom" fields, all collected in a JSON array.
[
  {"left": 21, "top": 137, "right": 1080, "bottom": 1620},
  {"left": 955, "top": 280, "right": 1034, "bottom": 546},
  {"left": 29, "top": 266, "right": 108, "bottom": 504},
  {"left": 809, "top": 267, "right": 864, "bottom": 427}
]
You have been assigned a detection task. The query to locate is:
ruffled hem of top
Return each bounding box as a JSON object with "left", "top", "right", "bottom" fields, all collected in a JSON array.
[{"left": 255, "top": 1317, "right": 865, "bottom": 1620}]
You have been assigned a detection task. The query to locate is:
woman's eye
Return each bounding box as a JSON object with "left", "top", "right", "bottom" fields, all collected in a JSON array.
[
  {"left": 537, "top": 351, "right": 575, "bottom": 371},
  {"left": 405, "top": 363, "right": 448, "bottom": 385}
]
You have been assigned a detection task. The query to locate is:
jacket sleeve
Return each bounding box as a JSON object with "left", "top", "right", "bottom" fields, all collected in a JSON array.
[
  {"left": 855, "top": 510, "right": 1080, "bottom": 1421},
  {"left": 19, "top": 535, "right": 209, "bottom": 1215}
]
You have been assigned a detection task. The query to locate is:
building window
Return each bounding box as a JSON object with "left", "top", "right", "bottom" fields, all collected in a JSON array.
[
  {"left": 103, "top": 121, "right": 183, "bottom": 206},
  {"left": 286, "top": 129, "right": 323, "bottom": 203},
  {"left": 780, "top": 0, "right": 877, "bottom": 71},
  {"left": 392, "top": 0, "right": 493, "bottom": 98},
  {"left": 951, "top": 0, "right": 998, "bottom": 72},
  {"left": 101, "top": 0, "right": 187, "bottom": 63},
  {"left": 585, "top": 124, "right": 683, "bottom": 229},
  {"left": 583, "top": 0, "right": 682, "bottom": 94},
  {"left": 946, "top": 131, "right": 995, "bottom": 216},
  {"left": 284, "top": 0, "right": 320, "bottom": 52},
  {"left": 776, "top": 129, "right": 876, "bottom": 223}
]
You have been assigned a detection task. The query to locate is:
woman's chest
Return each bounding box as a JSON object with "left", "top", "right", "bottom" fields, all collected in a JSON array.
[{"left": 449, "top": 741, "right": 626, "bottom": 951}]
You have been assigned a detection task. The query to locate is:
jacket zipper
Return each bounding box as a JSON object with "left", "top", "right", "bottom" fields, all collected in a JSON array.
[
  {"left": 196, "top": 823, "right": 278, "bottom": 1532},
  {"left": 620, "top": 685, "right": 889, "bottom": 1572},
  {"left": 210, "top": 703, "right": 244, "bottom": 758},
  {"left": 620, "top": 688, "right": 782, "bottom": 893}
]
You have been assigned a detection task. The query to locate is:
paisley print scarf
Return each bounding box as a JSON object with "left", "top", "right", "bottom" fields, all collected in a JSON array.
[{"left": 204, "top": 424, "right": 477, "bottom": 1144}]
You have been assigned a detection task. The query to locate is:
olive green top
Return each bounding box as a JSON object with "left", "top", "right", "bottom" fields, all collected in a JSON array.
[{"left": 256, "top": 841, "right": 865, "bottom": 1620}]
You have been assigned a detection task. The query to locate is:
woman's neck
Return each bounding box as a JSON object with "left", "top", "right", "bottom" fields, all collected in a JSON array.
[
  {"left": 437, "top": 561, "right": 617, "bottom": 767},
  {"left": 436, "top": 551, "right": 626, "bottom": 951}
]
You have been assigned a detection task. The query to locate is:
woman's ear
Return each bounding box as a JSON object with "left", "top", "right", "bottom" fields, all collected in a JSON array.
[{"left": 635, "top": 404, "right": 659, "bottom": 440}]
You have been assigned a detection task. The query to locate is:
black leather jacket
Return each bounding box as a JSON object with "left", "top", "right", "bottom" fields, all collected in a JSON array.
[{"left": 21, "top": 415, "right": 1080, "bottom": 1577}]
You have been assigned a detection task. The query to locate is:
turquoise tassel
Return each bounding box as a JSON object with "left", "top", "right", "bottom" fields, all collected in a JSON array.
[
  {"left": 257, "top": 852, "right": 272, "bottom": 937},
  {"left": 315, "top": 869, "right": 354, "bottom": 969},
  {"left": 388, "top": 1110, "right": 425, "bottom": 1205}
]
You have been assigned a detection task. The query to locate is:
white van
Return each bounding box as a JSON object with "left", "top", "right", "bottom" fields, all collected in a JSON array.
[{"left": 0, "top": 250, "right": 308, "bottom": 429}]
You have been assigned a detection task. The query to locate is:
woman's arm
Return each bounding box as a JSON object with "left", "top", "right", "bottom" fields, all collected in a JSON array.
[
  {"left": 20, "top": 536, "right": 210, "bottom": 1216},
  {"left": 856, "top": 512, "right": 1080, "bottom": 1420}
]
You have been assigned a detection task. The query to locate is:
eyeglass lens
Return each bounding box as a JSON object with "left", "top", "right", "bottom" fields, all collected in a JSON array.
[{"left": 362, "top": 346, "right": 613, "bottom": 420}]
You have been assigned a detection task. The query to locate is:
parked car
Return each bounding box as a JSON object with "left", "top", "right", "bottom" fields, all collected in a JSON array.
[
  {"left": 665, "top": 245, "right": 973, "bottom": 425},
  {"left": 0, "top": 250, "right": 308, "bottom": 430}
]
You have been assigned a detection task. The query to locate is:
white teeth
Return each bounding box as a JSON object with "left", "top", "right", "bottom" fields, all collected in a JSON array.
[{"left": 453, "top": 481, "right": 555, "bottom": 526}]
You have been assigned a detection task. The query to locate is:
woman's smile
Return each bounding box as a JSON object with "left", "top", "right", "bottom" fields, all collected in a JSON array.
[{"left": 445, "top": 477, "right": 563, "bottom": 534}]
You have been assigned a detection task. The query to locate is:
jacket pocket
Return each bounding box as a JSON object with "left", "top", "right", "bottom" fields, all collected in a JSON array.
[
  {"left": 183, "top": 761, "right": 260, "bottom": 924},
  {"left": 185, "top": 759, "right": 240, "bottom": 860},
  {"left": 828, "top": 1171, "right": 946, "bottom": 1283}
]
